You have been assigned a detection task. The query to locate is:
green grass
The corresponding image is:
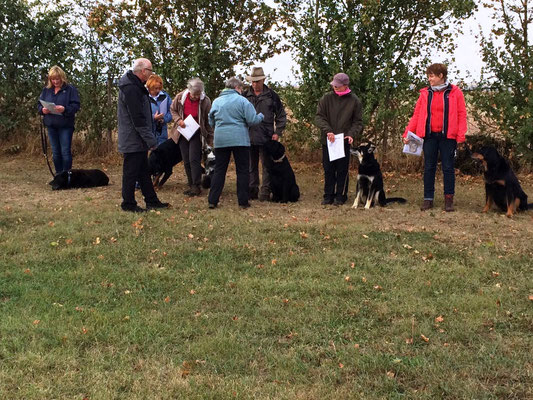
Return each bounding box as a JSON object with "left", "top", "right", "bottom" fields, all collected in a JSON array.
[{"left": 1, "top": 156, "right": 532, "bottom": 399}]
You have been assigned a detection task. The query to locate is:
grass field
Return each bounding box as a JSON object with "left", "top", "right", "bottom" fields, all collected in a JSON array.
[{"left": 1, "top": 154, "right": 532, "bottom": 399}]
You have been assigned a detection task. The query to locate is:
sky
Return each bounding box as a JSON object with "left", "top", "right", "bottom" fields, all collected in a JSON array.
[{"left": 244, "top": 3, "right": 495, "bottom": 84}]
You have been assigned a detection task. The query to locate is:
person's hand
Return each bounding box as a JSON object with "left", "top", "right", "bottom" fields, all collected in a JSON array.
[
  {"left": 178, "top": 120, "right": 186, "bottom": 128},
  {"left": 55, "top": 105, "right": 65, "bottom": 113},
  {"left": 344, "top": 136, "right": 353, "bottom": 145},
  {"left": 154, "top": 112, "right": 163, "bottom": 121},
  {"left": 402, "top": 137, "right": 409, "bottom": 144},
  {"left": 42, "top": 108, "right": 50, "bottom": 115},
  {"left": 272, "top": 134, "right": 279, "bottom": 141},
  {"left": 327, "top": 132, "right": 335, "bottom": 143}
]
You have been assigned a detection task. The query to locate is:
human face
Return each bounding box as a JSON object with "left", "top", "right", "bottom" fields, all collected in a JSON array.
[
  {"left": 148, "top": 84, "right": 162, "bottom": 97},
  {"left": 189, "top": 91, "right": 201, "bottom": 101},
  {"left": 50, "top": 76, "right": 63, "bottom": 89},
  {"left": 332, "top": 84, "right": 348, "bottom": 92},
  {"left": 251, "top": 79, "right": 264, "bottom": 93},
  {"left": 427, "top": 73, "right": 445, "bottom": 86},
  {"left": 141, "top": 64, "right": 154, "bottom": 82}
]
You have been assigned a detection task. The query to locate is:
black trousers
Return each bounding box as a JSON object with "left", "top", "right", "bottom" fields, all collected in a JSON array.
[
  {"left": 208, "top": 146, "right": 250, "bottom": 206},
  {"left": 122, "top": 151, "right": 159, "bottom": 207},
  {"left": 249, "top": 144, "right": 271, "bottom": 196},
  {"left": 322, "top": 143, "right": 350, "bottom": 202},
  {"left": 179, "top": 132, "right": 203, "bottom": 187}
]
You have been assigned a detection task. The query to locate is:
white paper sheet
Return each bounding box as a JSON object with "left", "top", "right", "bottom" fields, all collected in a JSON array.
[
  {"left": 159, "top": 97, "right": 168, "bottom": 115},
  {"left": 39, "top": 99, "right": 62, "bottom": 115},
  {"left": 177, "top": 114, "right": 200, "bottom": 141},
  {"left": 327, "top": 133, "right": 345, "bottom": 161},
  {"left": 402, "top": 131, "right": 424, "bottom": 156}
]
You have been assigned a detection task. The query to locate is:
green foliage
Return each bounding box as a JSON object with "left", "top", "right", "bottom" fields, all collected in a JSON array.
[
  {"left": 87, "top": 0, "right": 281, "bottom": 99},
  {"left": 0, "top": 0, "right": 78, "bottom": 138},
  {"left": 471, "top": 0, "right": 533, "bottom": 163},
  {"left": 275, "top": 0, "right": 476, "bottom": 152}
]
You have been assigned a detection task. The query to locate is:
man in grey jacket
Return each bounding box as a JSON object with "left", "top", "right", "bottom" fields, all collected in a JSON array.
[
  {"left": 118, "top": 58, "right": 169, "bottom": 212},
  {"left": 243, "top": 67, "right": 287, "bottom": 201}
]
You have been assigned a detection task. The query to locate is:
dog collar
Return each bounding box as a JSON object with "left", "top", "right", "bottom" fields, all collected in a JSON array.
[
  {"left": 273, "top": 154, "right": 286, "bottom": 163},
  {"left": 67, "top": 170, "right": 72, "bottom": 185}
]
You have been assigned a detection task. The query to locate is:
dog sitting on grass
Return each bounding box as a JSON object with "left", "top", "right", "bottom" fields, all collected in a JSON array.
[
  {"left": 49, "top": 169, "right": 109, "bottom": 190},
  {"left": 262, "top": 139, "right": 300, "bottom": 203}
]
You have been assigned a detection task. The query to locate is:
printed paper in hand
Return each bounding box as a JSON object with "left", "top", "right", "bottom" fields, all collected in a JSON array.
[
  {"left": 402, "top": 131, "right": 424, "bottom": 156},
  {"left": 159, "top": 97, "right": 168, "bottom": 115},
  {"left": 177, "top": 114, "right": 200, "bottom": 141},
  {"left": 39, "top": 99, "right": 62, "bottom": 115},
  {"left": 327, "top": 133, "right": 345, "bottom": 161}
]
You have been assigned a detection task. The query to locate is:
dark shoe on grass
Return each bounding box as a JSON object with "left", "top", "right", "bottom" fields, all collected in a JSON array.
[
  {"left": 321, "top": 198, "right": 334, "bottom": 205},
  {"left": 208, "top": 203, "right": 217, "bottom": 209},
  {"left": 146, "top": 201, "right": 170, "bottom": 210},
  {"left": 122, "top": 204, "right": 146, "bottom": 213},
  {"left": 188, "top": 185, "right": 201, "bottom": 197},
  {"left": 420, "top": 199, "right": 433, "bottom": 211},
  {"left": 239, "top": 203, "right": 251, "bottom": 209}
]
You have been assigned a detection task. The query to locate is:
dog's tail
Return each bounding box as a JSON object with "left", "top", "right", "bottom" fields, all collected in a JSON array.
[{"left": 386, "top": 197, "right": 407, "bottom": 204}]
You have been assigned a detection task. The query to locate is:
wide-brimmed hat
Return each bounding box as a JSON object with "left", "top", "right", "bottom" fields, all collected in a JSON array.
[
  {"left": 330, "top": 73, "right": 350, "bottom": 87},
  {"left": 246, "top": 66, "right": 266, "bottom": 82}
]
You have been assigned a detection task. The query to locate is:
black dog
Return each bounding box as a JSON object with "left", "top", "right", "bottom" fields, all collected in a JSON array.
[
  {"left": 147, "top": 139, "right": 183, "bottom": 187},
  {"left": 471, "top": 146, "right": 532, "bottom": 217},
  {"left": 263, "top": 140, "right": 300, "bottom": 203},
  {"left": 201, "top": 145, "right": 216, "bottom": 189},
  {"left": 49, "top": 169, "right": 109, "bottom": 190},
  {"left": 351, "top": 143, "right": 406, "bottom": 209}
]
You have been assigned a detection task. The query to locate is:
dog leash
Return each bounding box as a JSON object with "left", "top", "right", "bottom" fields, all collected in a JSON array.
[{"left": 40, "top": 117, "right": 55, "bottom": 178}]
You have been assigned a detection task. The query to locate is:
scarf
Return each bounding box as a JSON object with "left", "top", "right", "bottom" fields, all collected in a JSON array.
[
  {"left": 334, "top": 87, "right": 351, "bottom": 96},
  {"left": 431, "top": 80, "right": 450, "bottom": 92}
]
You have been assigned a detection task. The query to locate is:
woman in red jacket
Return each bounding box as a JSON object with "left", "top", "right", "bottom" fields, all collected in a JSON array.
[{"left": 403, "top": 63, "right": 467, "bottom": 212}]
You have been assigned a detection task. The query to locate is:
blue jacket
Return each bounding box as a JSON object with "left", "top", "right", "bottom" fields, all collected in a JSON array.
[
  {"left": 37, "top": 84, "right": 81, "bottom": 128},
  {"left": 148, "top": 90, "right": 173, "bottom": 145},
  {"left": 208, "top": 89, "right": 263, "bottom": 148}
]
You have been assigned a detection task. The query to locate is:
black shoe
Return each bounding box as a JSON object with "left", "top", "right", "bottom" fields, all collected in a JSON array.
[
  {"left": 239, "top": 203, "right": 251, "bottom": 209},
  {"left": 321, "top": 199, "right": 334, "bottom": 205},
  {"left": 146, "top": 201, "right": 170, "bottom": 210},
  {"left": 121, "top": 205, "right": 146, "bottom": 213},
  {"left": 208, "top": 203, "right": 217, "bottom": 209},
  {"left": 183, "top": 188, "right": 192, "bottom": 195},
  {"left": 259, "top": 193, "right": 271, "bottom": 202},
  {"left": 333, "top": 199, "right": 345, "bottom": 206},
  {"left": 249, "top": 187, "right": 259, "bottom": 200},
  {"left": 188, "top": 185, "right": 201, "bottom": 197}
]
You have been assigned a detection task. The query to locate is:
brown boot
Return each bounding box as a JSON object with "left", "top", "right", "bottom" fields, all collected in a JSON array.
[
  {"left": 444, "top": 194, "right": 454, "bottom": 212},
  {"left": 420, "top": 199, "right": 433, "bottom": 211}
]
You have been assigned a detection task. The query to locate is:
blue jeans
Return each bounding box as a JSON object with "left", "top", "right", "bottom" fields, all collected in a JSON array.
[
  {"left": 47, "top": 126, "right": 74, "bottom": 173},
  {"left": 423, "top": 132, "right": 456, "bottom": 200}
]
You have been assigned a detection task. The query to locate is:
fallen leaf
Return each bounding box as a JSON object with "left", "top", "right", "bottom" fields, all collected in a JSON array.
[
  {"left": 50, "top": 241, "right": 59, "bottom": 247},
  {"left": 93, "top": 237, "right": 101, "bottom": 245},
  {"left": 403, "top": 244, "right": 413, "bottom": 249},
  {"left": 189, "top": 289, "right": 196, "bottom": 295},
  {"left": 529, "top": 295, "right": 533, "bottom": 301},
  {"left": 97, "top": 255, "right": 104, "bottom": 260},
  {"left": 48, "top": 221, "right": 55, "bottom": 227},
  {"left": 164, "top": 296, "right": 170, "bottom": 303},
  {"left": 435, "top": 315, "right": 444, "bottom": 323},
  {"left": 350, "top": 262, "right": 355, "bottom": 269},
  {"left": 256, "top": 264, "right": 265, "bottom": 269},
  {"left": 373, "top": 285, "right": 383, "bottom": 290},
  {"left": 32, "top": 320, "right": 40, "bottom": 325},
  {"left": 82, "top": 327, "right": 88, "bottom": 334},
  {"left": 232, "top": 315, "right": 239, "bottom": 321},
  {"left": 492, "top": 271, "right": 500, "bottom": 277},
  {"left": 420, "top": 334, "right": 430, "bottom": 342},
  {"left": 354, "top": 343, "right": 360, "bottom": 349},
  {"left": 361, "top": 277, "right": 367, "bottom": 283},
  {"left": 110, "top": 237, "right": 118, "bottom": 243},
  {"left": 271, "top": 259, "right": 277, "bottom": 265},
  {"left": 65, "top": 239, "right": 73, "bottom": 245},
  {"left": 344, "top": 276, "right": 351, "bottom": 282},
  {"left": 300, "top": 231, "right": 308, "bottom": 239},
  {"left": 188, "top": 233, "right": 194, "bottom": 239},
  {"left": 24, "top": 268, "right": 31, "bottom": 275},
  {"left": 386, "top": 371, "right": 395, "bottom": 378},
  {"left": 405, "top": 338, "right": 413, "bottom": 344},
  {"left": 362, "top": 234, "right": 369, "bottom": 239},
  {"left": 339, "top": 363, "right": 344, "bottom": 368},
  {"left": 124, "top": 290, "right": 131, "bottom": 295}
]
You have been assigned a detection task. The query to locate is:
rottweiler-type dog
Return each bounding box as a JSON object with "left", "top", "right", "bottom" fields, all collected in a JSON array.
[
  {"left": 263, "top": 140, "right": 300, "bottom": 203},
  {"left": 49, "top": 169, "right": 109, "bottom": 190},
  {"left": 201, "top": 145, "right": 216, "bottom": 189},
  {"left": 471, "top": 146, "right": 532, "bottom": 217},
  {"left": 351, "top": 143, "right": 406, "bottom": 209},
  {"left": 147, "top": 139, "right": 183, "bottom": 187}
]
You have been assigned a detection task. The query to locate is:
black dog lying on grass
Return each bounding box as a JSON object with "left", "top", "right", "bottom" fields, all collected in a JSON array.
[
  {"left": 263, "top": 140, "right": 300, "bottom": 203},
  {"left": 471, "top": 145, "right": 532, "bottom": 217},
  {"left": 49, "top": 169, "right": 109, "bottom": 190},
  {"left": 148, "top": 139, "right": 183, "bottom": 188}
]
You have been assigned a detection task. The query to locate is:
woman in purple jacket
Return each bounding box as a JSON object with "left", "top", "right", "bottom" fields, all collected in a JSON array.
[{"left": 38, "top": 66, "right": 81, "bottom": 174}]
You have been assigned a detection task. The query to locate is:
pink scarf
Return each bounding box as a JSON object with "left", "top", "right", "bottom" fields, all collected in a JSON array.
[{"left": 334, "top": 87, "right": 351, "bottom": 96}]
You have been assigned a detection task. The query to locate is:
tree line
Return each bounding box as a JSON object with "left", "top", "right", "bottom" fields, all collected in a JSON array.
[{"left": 1, "top": 0, "right": 531, "bottom": 163}]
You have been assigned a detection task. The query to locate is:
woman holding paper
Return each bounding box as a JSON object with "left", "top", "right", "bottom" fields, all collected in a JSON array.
[
  {"left": 403, "top": 63, "right": 467, "bottom": 212},
  {"left": 169, "top": 78, "right": 214, "bottom": 197},
  {"left": 146, "top": 75, "right": 173, "bottom": 146},
  {"left": 37, "top": 65, "right": 81, "bottom": 174}
]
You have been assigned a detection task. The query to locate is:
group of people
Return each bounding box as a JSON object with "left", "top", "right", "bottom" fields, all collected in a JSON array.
[{"left": 38, "top": 60, "right": 467, "bottom": 213}]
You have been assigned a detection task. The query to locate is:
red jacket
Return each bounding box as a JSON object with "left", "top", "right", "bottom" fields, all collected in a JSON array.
[{"left": 403, "top": 84, "right": 467, "bottom": 143}]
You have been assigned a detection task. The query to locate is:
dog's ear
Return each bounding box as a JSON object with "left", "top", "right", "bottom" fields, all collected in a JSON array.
[{"left": 368, "top": 144, "right": 376, "bottom": 153}]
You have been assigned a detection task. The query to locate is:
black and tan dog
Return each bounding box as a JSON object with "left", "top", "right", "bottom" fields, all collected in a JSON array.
[
  {"left": 471, "top": 146, "right": 532, "bottom": 217},
  {"left": 148, "top": 139, "right": 183, "bottom": 188},
  {"left": 49, "top": 169, "right": 109, "bottom": 190},
  {"left": 263, "top": 140, "right": 300, "bottom": 203},
  {"left": 351, "top": 143, "right": 406, "bottom": 209}
]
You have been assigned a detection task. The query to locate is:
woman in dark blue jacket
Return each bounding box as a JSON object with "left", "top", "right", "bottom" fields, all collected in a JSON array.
[{"left": 37, "top": 66, "right": 81, "bottom": 174}]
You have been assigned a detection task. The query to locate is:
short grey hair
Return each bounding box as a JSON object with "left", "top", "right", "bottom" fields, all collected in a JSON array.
[
  {"left": 187, "top": 78, "right": 204, "bottom": 94},
  {"left": 132, "top": 58, "right": 150, "bottom": 73},
  {"left": 225, "top": 77, "right": 243, "bottom": 90}
]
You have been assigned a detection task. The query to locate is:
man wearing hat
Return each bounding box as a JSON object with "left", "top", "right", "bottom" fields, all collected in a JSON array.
[
  {"left": 316, "top": 72, "right": 363, "bottom": 205},
  {"left": 243, "top": 66, "right": 287, "bottom": 201}
]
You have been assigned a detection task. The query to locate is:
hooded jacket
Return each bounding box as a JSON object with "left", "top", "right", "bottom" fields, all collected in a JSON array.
[
  {"left": 208, "top": 89, "right": 263, "bottom": 148},
  {"left": 117, "top": 71, "right": 156, "bottom": 153},
  {"left": 38, "top": 84, "right": 80, "bottom": 129},
  {"left": 403, "top": 84, "right": 467, "bottom": 143},
  {"left": 242, "top": 84, "right": 287, "bottom": 145},
  {"left": 168, "top": 89, "right": 214, "bottom": 146}
]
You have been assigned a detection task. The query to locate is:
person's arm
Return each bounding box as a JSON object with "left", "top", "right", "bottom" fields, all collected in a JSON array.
[
  {"left": 272, "top": 92, "right": 287, "bottom": 137},
  {"left": 455, "top": 89, "right": 467, "bottom": 144},
  {"left": 64, "top": 85, "right": 81, "bottom": 117},
  {"left": 243, "top": 99, "right": 263, "bottom": 126},
  {"left": 122, "top": 85, "right": 156, "bottom": 148}
]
